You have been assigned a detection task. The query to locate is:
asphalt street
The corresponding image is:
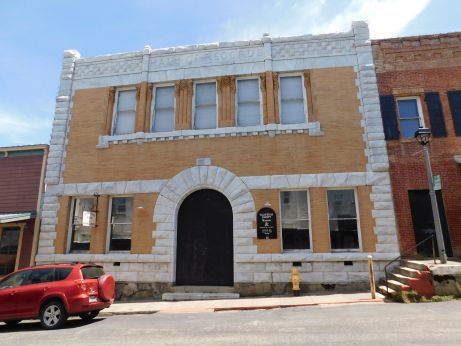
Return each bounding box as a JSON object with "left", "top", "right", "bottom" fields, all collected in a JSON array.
[{"left": 1, "top": 300, "right": 461, "bottom": 345}]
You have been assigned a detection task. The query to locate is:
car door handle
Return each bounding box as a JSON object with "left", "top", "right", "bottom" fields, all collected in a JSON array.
[
  {"left": 10, "top": 291, "right": 16, "bottom": 296},
  {"left": 43, "top": 287, "right": 49, "bottom": 292}
]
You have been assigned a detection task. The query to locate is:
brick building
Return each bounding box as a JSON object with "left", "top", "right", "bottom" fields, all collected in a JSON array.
[
  {"left": 373, "top": 33, "right": 461, "bottom": 258},
  {"left": 36, "top": 22, "right": 399, "bottom": 298},
  {"left": 0, "top": 145, "right": 48, "bottom": 275}
]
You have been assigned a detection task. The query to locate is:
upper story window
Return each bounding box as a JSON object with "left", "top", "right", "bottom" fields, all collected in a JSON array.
[
  {"left": 279, "top": 75, "right": 306, "bottom": 124},
  {"left": 280, "top": 191, "right": 310, "bottom": 250},
  {"left": 113, "top": 89, "right": 137, "bottom": 135},
  {"left": 327, "top": 189, "right": 359, "bottom": 250},
  {"left": 152, "top": 85, "right": 175, "bottom": 132},
  {"left": 396, "top": 96, "right": 424, "bottom": 139},
  {"left": 69, "top": 198, "right": 95, "bottom": 252},
  {"left": 109, "top": 197, "right": 133, "bottom": 252},
  {"left": 194, "top": 82, "right": 217, "bottom": 130},
  {"left": 236, "top": 78, "right": 261, "bottom": 126}
]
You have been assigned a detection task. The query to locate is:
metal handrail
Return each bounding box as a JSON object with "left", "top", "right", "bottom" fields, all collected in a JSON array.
[{"left": 383, "top": 233, "right": 436, "bottom": 295}]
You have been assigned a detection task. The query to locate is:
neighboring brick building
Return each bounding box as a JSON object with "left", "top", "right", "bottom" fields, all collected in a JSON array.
[
  {"left": 373, "top": 33, "right": 461, "bottom": 258},
  {"left": 36, "top": 22, "right": 399, "bottom": 298},
  {"left": 0, "top": 145, "right": 48, "bottom": 275}
]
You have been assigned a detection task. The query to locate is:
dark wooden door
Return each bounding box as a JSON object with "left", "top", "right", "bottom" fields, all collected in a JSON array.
[
  {"left": 408, "top": 190, "right": 453, "bottom": 257},
  {"left": 176, "top": 189, "right": 233, "bottom": 286}
]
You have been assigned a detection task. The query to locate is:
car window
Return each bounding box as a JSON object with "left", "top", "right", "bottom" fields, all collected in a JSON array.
[
  {"left": 0, "top": 270, "right": 32, "bottom": 289},
  {"left": 23, "top": 268, "right": 55, "bottom": 285},
  {"left": 55, "top": 268, "right": 72, "bottom": 281},
  {"left": 81, "top": 266, "right": 105, "bottom": 279}
]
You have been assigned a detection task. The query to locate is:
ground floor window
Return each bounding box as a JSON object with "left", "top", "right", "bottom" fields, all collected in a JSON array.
[
  {"left": 0, "top": 227, "right": 20, "bottom": 276},
  {"left": 280, "top": 191, "right": 310, "bottom": 250},
  {"left": 69, "top": 198, "right": 95, "bottom": 252},
  {"left": 327, "top": 189, "right": 359, "bottom": 250},
  {"left": 109, "top": 197, "right": 133, "bottom": 251}
]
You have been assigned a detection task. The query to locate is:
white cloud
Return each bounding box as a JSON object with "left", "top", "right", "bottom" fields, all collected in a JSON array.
[
  {"left": 221, "top": 0, "right": 431, "bottom": 40},
  {"left": 0, "top": 108, "right": 52, "bottom": 147}
]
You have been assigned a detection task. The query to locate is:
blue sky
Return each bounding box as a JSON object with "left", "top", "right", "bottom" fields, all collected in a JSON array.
[{"left": 0, "top": 0, "right": 460, "bottom": 147}]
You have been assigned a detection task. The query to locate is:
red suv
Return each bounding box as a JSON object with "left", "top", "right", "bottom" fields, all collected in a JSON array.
[{"left": 0, "top": 263, "right": 115, "bottom": 329}]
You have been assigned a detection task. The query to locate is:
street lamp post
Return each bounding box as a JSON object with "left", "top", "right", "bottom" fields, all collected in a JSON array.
[{"left": 414, "top": 127, "right": 447, "bottom": 264}]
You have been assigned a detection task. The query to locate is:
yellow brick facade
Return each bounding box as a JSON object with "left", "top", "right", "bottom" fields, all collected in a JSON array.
[
  {"left": 53, "top": 67, "right": 376, "bottom": 256},
  {"left": 38, "top": 23, "right": 401, "bottom": 296}
]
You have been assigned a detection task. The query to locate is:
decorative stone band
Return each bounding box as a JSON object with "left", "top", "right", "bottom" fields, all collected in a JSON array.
[
  {"left": 96, "top": 122, "right": 323, "bottom": 148},
  {"left": 35, "top": 252, "right": 400, "bottom": 265},
  {"left": 45, "top": 171, "right": 390, "bottom": 197}
]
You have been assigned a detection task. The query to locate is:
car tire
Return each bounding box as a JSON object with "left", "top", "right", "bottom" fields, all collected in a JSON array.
[
  {"left": 40, "top": 301, "right": 68, "bottom": 330},
  {"left": 79, "top": 310, "right": 100, "bottom": 321},
  {"left": 4, "top": 320, "right": 21, "bottom": 326}
]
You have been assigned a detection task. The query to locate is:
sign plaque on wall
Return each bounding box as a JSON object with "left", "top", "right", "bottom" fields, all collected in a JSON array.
[{"left": 257, "top": 207, "right": 277, "bottom": 239}]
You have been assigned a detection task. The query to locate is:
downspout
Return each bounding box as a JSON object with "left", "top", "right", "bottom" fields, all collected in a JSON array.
[{"left": 30, "top": 146, "right": 49, "bottom": 266}]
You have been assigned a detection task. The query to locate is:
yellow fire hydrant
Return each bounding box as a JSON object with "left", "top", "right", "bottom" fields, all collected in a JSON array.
[{"left": 291, "top": 266, "right": 300, "bottom": 296}]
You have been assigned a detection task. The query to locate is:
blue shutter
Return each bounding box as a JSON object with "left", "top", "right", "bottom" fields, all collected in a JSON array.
[
  {"left": 448, "top": 90, "right": 461, "bottom": 136},
  {"left": 379, "top": 95, "right": 399, "bottom": 140},
  {"left": 425, "top": 92, "right": 447, "bottom": 137}
]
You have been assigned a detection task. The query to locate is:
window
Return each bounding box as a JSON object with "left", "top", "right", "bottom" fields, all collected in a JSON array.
[
  {"left": 236, "top": 79, "right": 261, "bottom": 126},
  {"left": 81, "top": 266, "right": 105, "bottom": 279},
  {"left": 24, "top": 269, "right": 55, "bottom": 285},
  {"left": 113, "top": 89, "right": 136, "bottom": 135},
  {"left": 280, "top": 191, "right": 310, "bottom": 250},
  {"left": 55, "top": 268, "right": 72, "bottom": 281},
  {"left": 109, "top": 197, "right": 133, "bottom": 251},
  {"left": 0, "top": 227, "right": 20, "bottom": 276},
  {"left": 152, "top": 86, "right": 175, "bottom": 132},
  {"left": 194, "top": 82, "right": 217, "bottom": 129},
  {"left": 69, "top": 198, "right": 95, "bottom": 252},
  {"left": 0, "top": 270, "right": 31, "bottom": 289},
  {"left": 397, "top": 97, "right": 424, "bottom": 139},
  {"left": 327, "top": 190, "right": 359, "bottom": 250},
  {"left": 279, "top": 75, "right": 306, "bottom": 124}
]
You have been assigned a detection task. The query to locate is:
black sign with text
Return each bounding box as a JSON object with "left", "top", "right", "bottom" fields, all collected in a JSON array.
[{"left": 257, "top": 207, "right": 277, "bottom": 239}]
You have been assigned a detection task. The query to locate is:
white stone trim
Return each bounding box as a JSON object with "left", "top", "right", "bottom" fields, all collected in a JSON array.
[
  {"left": 151, "top": 165, "right": 257, "bottom": 283},
  {"left": 69, "top": 24, "right": 359, "bottom": 91},
  {"left": 96, "top": 122, "right": 323, "bottom": 148},
  {"left": 45, "top": 171, "right": 388, "bottom": 197}
]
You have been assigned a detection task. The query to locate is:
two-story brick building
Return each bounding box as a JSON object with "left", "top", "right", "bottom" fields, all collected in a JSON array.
[
  {"left": 0, "top": 145, "right": 48, "bottom": 276},
  {"left": 36, "top": 22, "right": 399, "bottom": 298},
  {"left": 373, "top": 33, "right": 461, "bottom": 259}
]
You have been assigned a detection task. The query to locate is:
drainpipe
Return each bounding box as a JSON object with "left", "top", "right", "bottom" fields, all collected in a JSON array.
[{"left": 30, "top": 146, "right": 49, "bottom": 266}]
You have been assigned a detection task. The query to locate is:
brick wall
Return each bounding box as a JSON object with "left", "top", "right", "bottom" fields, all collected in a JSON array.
[
  {"left": 63, "top": 67, "right": 366, "bottom": 183},
  {"left": 0, "top": 155, "right": 43, "bottom": 213},
  {"left": 373, "top": 34, "right": 461, "bottom": 256}
]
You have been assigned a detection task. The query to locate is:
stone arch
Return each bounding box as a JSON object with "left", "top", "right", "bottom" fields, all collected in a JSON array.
[{"left": 152, "top": 165, "right": 257, "bottom": 283}]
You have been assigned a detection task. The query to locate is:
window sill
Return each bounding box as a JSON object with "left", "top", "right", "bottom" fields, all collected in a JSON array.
[
  {"left": 282, "top": 249, "right": 313, "bottom": 253},
  {"left": 331, "top": 249, "right": 361, "bottom": 252},
  {"left": 97, "top": 122, "right": 323, "bottom": 148}
]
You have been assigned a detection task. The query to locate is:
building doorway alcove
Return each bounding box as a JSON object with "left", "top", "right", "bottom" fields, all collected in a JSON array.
[{"left": 176, "top": 189, "right": 233, "bottom": 286}]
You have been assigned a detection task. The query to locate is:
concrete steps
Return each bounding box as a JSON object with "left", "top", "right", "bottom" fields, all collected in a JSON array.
[
  {"left": 401, "top": 260, "right": 430, "bottom": 272},
  {"left": 163, "top": 286, "right": 240, "bottom": 301},
  {"left": 395, "top": 266, "right": 420, "bottom": 278},
  {"left": 171, "top": 286, "right": 235, "bottom": 293},
  {"left": 379, "top": 259, "right": 434, "bottom": 298},
  {"left": 162, "top": 292, "right": 240, "bottom": 301}
]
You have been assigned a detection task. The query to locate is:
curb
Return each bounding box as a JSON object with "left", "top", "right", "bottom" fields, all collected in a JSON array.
[
  {"left": 100, "top": 298, "right": 384, "bottom": 316},
  {"left": 213, "top": 298, "right": 384, "bottom": 312}
]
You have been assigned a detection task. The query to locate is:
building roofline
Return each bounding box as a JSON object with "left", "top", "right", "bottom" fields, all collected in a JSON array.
[
  {"left": 68, "top": 21, "right": 367, "bottom": 62},
  {"left": 0, "top": 144, "right": 49, "bottom": 153},
  {"left": 371, "top": 31, "right": 461, "bottom": 45}
]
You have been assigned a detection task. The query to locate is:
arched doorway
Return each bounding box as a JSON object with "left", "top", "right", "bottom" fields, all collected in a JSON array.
[{"left": 176, "top": 189, "right": 233, "bottom": 286}]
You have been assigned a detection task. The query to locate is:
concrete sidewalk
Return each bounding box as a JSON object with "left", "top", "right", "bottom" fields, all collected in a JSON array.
[{"left": 101, "top": 292, "right": 385, "bottom": 316}]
